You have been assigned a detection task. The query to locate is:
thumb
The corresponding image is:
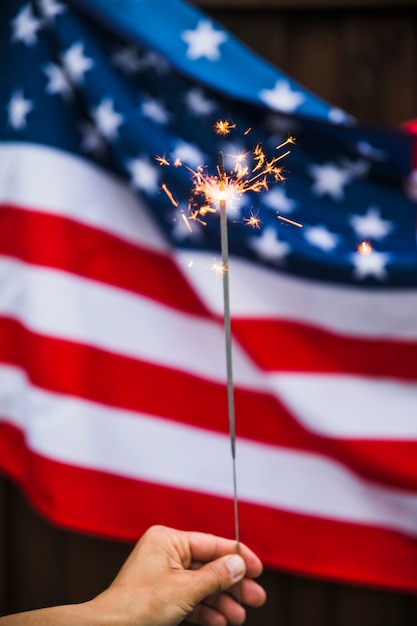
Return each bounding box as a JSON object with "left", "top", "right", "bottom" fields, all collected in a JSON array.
[{"left": 191, "top": 554, "right": 246, "bottom": 600}]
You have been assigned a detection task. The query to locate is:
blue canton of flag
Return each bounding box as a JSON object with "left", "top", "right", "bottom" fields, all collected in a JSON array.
[{"left": 1, "top": 0, "right": 416, "bottom": 286}]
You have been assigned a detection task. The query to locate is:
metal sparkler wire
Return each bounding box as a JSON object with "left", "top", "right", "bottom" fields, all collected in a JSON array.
[
  {"left": 218, "top": 152, "right": 242, "bottom": 603},
  {"left": 218, "top": 151, "right": 241, "bottom": 584}
]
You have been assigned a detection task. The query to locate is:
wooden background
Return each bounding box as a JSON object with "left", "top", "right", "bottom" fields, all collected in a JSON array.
[{"left": 1, "top": 0, "right": 417, "bottom": 623}]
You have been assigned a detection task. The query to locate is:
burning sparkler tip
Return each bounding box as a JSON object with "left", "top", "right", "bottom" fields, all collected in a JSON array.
[{"left": 357, "top": 241, "right": 372, "bottom": 255}]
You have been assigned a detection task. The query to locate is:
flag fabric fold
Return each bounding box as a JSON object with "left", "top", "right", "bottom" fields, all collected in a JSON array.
[{"left": 1, "top": 0, "right": 417, "bottom": 591}]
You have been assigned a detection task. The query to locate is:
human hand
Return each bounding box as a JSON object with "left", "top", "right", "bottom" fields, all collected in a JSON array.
[{"left": 90, "top": 524, "right": 266, "bottom": 626}]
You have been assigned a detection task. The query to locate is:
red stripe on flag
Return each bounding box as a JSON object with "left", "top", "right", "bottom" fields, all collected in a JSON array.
[
  {"left": 234, "top": 318, "right": 417, "bottom": 380},
  {"left": 0, "top": 204, "right": 208, "bottom": 316}
]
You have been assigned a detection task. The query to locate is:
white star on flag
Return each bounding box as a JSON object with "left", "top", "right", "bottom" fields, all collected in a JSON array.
[
  {"left": 91, "top": 98, "right": 124, "bottom": 141},
  {"left": 7, "top": 89, "right": 33, "bottom": 130},
  {"left": 350, "top": 206, "right": 393, "bottom": 240},
  {"left": 11, "top": 3, "right": 43, "bottom": 46},
  {"left": 355, "top": 141, "right": 388, "bottom": 161},
  {"left": 43, "top": 62, "right": 73, "bottom": 100},
  {"left": 262, "top": 187, "right": 297, "bottom": 213},
  {"left": 111, "top": 45, "right": 143, "bottom": 75},
  {"left": 141, "top": 51, "right": 170, "bottom": 74},
  {"left": 305, "top": 225, "right": 340, "bottom": 252},
  {"left": 38, "top": 0, "right": 66, "bottom": 19},
  {"left": 140, "top": 97, "right": 171, "bottom": 125},
  {"left": 308, "top": 162, "right": 352, "bottom": 201},
  {"left": 79, "top": 121, "right": 107, "bottom": 157},
  {"left": 181, "top": 20, "right": 228, "bottom": 61},
  {"left": 185, "top": 88, "right": 216, "bottom": 116},
  {"left": 62, "top": 42, "right": 94, "bottom": 84},
  {"left": 172, "top": 141, "right": 206, "bottom": 168},
  {"left": 143, "top": 50, "right": 171, "bottom": 74},
  {"left": 328, "top": 107, "right": 354, "bottom": 125},
  {"left": 171, "top": 211, "right": 204, "bottom": 242},
  {"left": 127, "top": 157, "right": 160, "bottom": 193},
  {"left": 259, "top": 80, "right": 305, "bottom": 113},
  {"left": 341, "top": 158, "right": 370, "bottom": 179},
  {"left": 248, "top": 227, "right": 290, "bottom": 262},
  {"left": 352, "top": 249, "right": 390, "bottom": 280}
]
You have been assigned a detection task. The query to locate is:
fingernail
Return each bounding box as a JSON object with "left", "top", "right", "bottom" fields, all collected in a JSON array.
[{"left": 226, "top": 554, "right": 245, "bottom": 581}]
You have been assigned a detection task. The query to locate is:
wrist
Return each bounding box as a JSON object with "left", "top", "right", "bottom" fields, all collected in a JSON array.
[{"left": 85, "top": 588, "right": 154, "bottom": 626}]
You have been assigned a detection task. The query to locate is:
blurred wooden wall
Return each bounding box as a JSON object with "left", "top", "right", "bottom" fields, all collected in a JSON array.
[
  {"left": 1, "top": 1, "right": 417, "bottom": 624},
  {"left": 198, "top": 0, "right": 417, "bottom": 127}
]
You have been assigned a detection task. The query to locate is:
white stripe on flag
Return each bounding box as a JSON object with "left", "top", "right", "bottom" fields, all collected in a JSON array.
[
  {"left": 269, "top": 373, "right": 417, "bottom": 439},
  {"left": 177, "top": 250, "right": 417, "bottom": 339},
  {"left": 0, "top": 142, "right": 167, "bottom": 250}
]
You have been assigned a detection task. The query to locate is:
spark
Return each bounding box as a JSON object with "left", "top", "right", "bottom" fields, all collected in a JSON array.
[
  {"left": 357, "top": 240, "right": 372, "bottom": 255},
  {"left": 214, "top": 119, "right": 236, "bottom": 136},
  {"left": 244, "top": 211, "right": 262, "bottom": 229},
  {"left": 277, "top": 214, "right": 303, "bottom": 228},
  {"left": 181, "top": 210, "right": 193, "bottom": 233},
  {"left": 155, "top": 154, "right": 170, "bottom": 166},
  {"left": 276, "top": 135, "right": 296, "bottom": 150},
  {"left": 162, "top": 183, "right": 178, "bottom": 207},
  {"left": 210, "top": 259, "right": 226, "bottom": 274}
]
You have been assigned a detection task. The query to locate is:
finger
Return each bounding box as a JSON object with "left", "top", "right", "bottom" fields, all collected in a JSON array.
[
  {"left": 229, "top": 577, "right": 267, "bottom": 607},
  {"left": 189, "top": 561, "right": 266, "bottom": 608},
  {"left": 199, "top": 591, "right": 246, "bottom": 624},
  {"left": 187, "top": 554, "right": 246, "bottom": 605},
  {"left": 201, "top": 577, "right": 266, "bottom": 617},
  {"left": 186, "top": 602, "right": 228, "bottom": 626},
  {"left": 185, "top": 532, "right": 263, "bottom": 577}
]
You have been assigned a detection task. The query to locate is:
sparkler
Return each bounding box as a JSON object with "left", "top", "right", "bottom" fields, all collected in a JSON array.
[
  {"left": 217, "top": 149, "right": 240, "bottom": 563},
  {"left": 157, "top": 124, "right": 296, "bottom": 568}
]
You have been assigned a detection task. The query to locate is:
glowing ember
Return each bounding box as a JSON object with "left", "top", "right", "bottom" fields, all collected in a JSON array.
[
  {"left": 162, "top": 183, "right": 178, "bottom": 207},
  {"left": 155, "top": 154, "right": 170, "bottom": 166},
  {"left": 181, "top": 210, "right": 192, "bottom": 233},
  {"left": 214, "top": 119, "right": 236, "bottom": 135},
  {"left": 357, "top": 241, "right": 373, "bottom": 255},
  {"left": 210, "top": 259, "right": 227, "bottom": 274},
  {"left": 277, "top": 215, "right": 303, "bottom": 228},
  {"left": 244, "top": 211, "right": 262, "bottom": 229},
  {"left": 276, "top": 135, "right": 296, "bottom": 150}
]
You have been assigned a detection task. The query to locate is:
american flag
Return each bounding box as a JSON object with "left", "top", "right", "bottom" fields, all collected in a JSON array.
[{"left": 1, "top": 0, "right": 417, "bottom": 591}]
